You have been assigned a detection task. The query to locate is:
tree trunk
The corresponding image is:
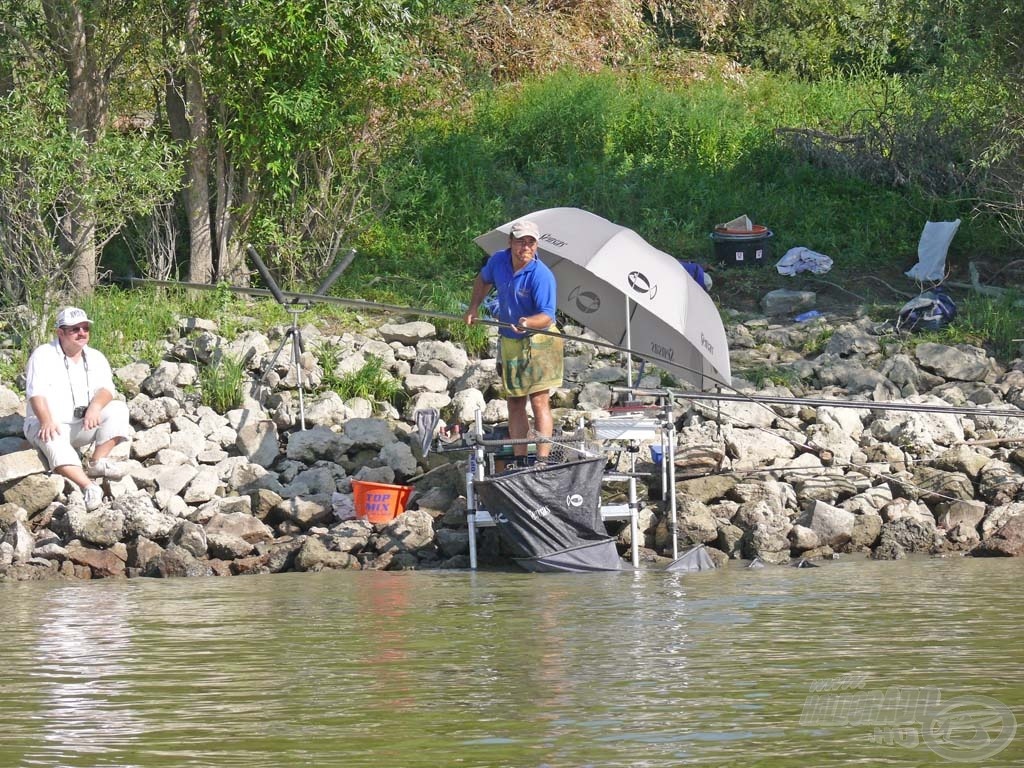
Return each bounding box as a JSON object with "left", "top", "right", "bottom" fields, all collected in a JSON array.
[
  {"left": 42, "top": 0, "right": 113, "bottom": 295},
  {"left": 214, "top": 111, "right": 248, "bottom": 286},
  {"left": 183, "top": 0, "right": 214, "bottom": 284}
]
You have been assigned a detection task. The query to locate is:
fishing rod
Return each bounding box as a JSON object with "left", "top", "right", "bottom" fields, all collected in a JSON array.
[
  {"left": 124, "top": 276, "right": 1024, "bottom": 423},
  {"left": 122, "top": 276, "right": 730, "bottom": 386},
  {"left": 628, "top": 386, "right": 1024, "bottom": 420}
]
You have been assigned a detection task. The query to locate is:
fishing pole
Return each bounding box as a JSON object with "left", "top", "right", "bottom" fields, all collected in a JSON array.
[
  {"left": 626, "top": 386, "right": 1024, "bottom": 420},
  {"left": 123, "top": 276, "right": 1024, "bottom": 423},
  {"left": 121, "top": 276, "right": 730, "bottom": 385}
]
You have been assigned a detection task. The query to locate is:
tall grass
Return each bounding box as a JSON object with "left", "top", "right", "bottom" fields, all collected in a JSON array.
[{"left": 365, "top": 67, "right": 1007, "bottom": 288}]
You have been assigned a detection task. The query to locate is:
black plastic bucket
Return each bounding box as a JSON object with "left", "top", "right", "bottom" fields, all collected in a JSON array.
[{"left": 710, "top": 230, "right": 773, "bottom": 268}]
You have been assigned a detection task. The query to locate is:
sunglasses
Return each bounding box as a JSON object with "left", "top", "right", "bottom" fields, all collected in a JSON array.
[{"left": 62, "top": 324, "right": 91, "bottom": 334}]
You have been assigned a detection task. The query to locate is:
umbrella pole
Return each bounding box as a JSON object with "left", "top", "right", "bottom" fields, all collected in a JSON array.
[{"left": 625, "top": 298, "right": 633, "bottom": 388}]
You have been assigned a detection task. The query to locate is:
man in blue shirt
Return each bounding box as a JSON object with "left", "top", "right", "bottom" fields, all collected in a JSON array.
[{"left": 465, "top": 220, "right": 563, "bottom": 464}]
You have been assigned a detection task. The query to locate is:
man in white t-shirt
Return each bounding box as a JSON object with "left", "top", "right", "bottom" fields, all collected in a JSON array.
[{"left": 24, "top": 307, "right": 131, "bottom": 510}]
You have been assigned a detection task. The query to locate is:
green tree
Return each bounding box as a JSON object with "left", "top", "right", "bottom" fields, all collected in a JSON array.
[{"left": 0, "top": 0, "right": 179, "bottom": 302}]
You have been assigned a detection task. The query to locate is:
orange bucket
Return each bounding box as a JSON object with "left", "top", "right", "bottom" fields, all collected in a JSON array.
[{"left": 351, "top": 480, "right": 414, "bottom": 524}]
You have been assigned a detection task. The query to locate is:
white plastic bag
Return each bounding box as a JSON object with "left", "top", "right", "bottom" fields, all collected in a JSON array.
[
  {"left": 776, "top": 246, "right": 833, "bottom": 276},
  {"left": 905, "top": 220, "right": 960, "bottom": 282}
]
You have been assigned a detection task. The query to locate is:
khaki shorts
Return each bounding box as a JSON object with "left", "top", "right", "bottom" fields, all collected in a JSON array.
[{"left": 499, "top": 327, "right": 564, "bottom": 398}]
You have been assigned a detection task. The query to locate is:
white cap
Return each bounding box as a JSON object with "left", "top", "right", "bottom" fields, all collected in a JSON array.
[{"left": 55, "top": 307, "right": 91, "bottom": 328}]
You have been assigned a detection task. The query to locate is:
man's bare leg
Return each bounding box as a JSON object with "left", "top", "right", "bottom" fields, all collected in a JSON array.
[
  {"left": 529, "top": 390, "right": 553, "bottom": 459},
  {"left": 508, "top": 395, "right": 529, "bottom": 459}
]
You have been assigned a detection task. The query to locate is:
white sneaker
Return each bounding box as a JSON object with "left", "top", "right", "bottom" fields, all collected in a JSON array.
[
  {"left": 84, "top": 484, "right": 104, "bottom": 511},
  {"left": 86, "top": 458, "right": 128, "bottom": 480}
]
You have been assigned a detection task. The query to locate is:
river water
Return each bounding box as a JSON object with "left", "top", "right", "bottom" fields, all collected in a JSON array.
[{"left": 2, "top": 556, "right": 1022, "bottom": 768}]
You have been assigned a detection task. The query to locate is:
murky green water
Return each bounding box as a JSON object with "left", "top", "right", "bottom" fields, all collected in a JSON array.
[{"left": 2, "top": 557, "right": 1022, "bottom": 768}]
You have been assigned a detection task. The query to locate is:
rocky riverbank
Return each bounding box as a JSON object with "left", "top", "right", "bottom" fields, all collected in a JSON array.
[{"left": 2, "top": 299, "right": 1024, "bottom": 581}]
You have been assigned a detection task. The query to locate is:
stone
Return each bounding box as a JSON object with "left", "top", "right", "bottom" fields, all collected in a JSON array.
[
  {"left": 294, "top": 535, "right": 359, "bottom": 571},
  {"left": 146, "top": 544, "right": 214, "bottom": 578},
  {"left": 761, "top": 289, "right": 816, "bottom": 316},
  {"left": 799, "top": 500, "right": 856, "bottom": 549},
  {"left": 235, "top": 419, "right": 280, "bottom": 468},
  {"left": 2, "top": 474, "right": 63, "bottom": 515},
  {"left": 204, "top": 511, "right": 274, "bottom": 544},
  {"left": 0, "top": 450, "right": 47, "bottom": 485},
  {"left": 914, "top": 343, "right": 992, "bottom": 382},
  {"left": 973, "top": 514, "right": 1024, "bottom": 557},
  {"left": 66, "top": 542, "right": 126, "bottom": 578}
]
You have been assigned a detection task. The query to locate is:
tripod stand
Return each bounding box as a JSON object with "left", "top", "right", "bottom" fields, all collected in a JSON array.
[{"left": 246, "top": 245, "right": 356, "bottom": 430}]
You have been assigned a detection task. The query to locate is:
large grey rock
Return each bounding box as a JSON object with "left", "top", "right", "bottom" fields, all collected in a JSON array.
[
  {"left": 372, "top": 509, "right": 436, "bottom": 555},
  {"left": 303, "top": 392, "right": 352, "bottom": 428},
  {"left": 379, "top": 441, "right": 418, "bottom": 479},
  {"left": 914, "top": 343, "right": 992, "bottom": 382},
  {"left": 675, "top": 499, "right": 719, "bottom": 545},
  {"left": 761, "top": 289, "right": 816, "bottom": 316},
  {"left": 743, "top": 522, "right": 791, "bottom": 563},
  {"left": 65, "top": 504, "right": 125, "bottom": 547},
  {"left": 170, "top": 520, "right": 208, "bottom": 557},
  {"left": 724, "top": 426, "right": 797, "bottom": 466},
  {"left": 235, "top": 419, "right": 279, "bottom": 467},
  {"left": 412, "top": 340, "right": 469, "bottom": 379},
  {"left": 0, "top": 450, "right": 47, "bottom": 484},
  {"left": 276, "top": 494, "right": 334, "bottom": 529},
  {"left": 2, "top": 474, "right": 63, "bottom": 515},
  {"left": 876, "top": 516, "right": 942, "bottom": 554},
  {"left": 800, "top": 500, "right": 856, "bottom": 549},
  {"left": 450, "top": 389, "right": 487, "bottom": 423},
  {"left": 153, "top": 464, "right": 199, "bottom": 497},
  {"left": 935, "top": 499, "right": 986, "bottom": 532},
  {"left": 880, "top": 354, "right": 944, "bottom": 395},
  {"left": 145, "top": 544, "right": 214, "bottom": 578},
  {"left": 206, "top": 532, "right": 254, "bottom": 560},
  {"left": 909, "top": 466, "right": 975, "bottom": 503},
  {"left": 343, "top": 418, "right": 398, "bottom": 449},
  {"left": 824, "top": 323, "right": 881, "bottom": 358},
  {"left": 973, "top": 514, "right": 1024, "bottom": 557},
  {"left": 132, "top": 423, "right": 172, "bottom": 459},
  {"left": 3, "top": 519, "right": 34, "bottom": 562},
  {"left": 204, "top": 511, "right": 274, "bottom": 544},
  {"left": 977, "top": 460, "right": 1023, "bottom": 505},
  {"left": 402, "top": 372, "right": 449, "bottom": 395},
  {"left": 285, "top": 426, "right": 351, "bottom": 464},
  {"left": 933, "top": 444, "right": 992, "bottom": 479},
  {"left": 380, "top": 321, "right": 435, "bottom": 345},
  {"left": 294, "top": 535, "right": 359, "bottom": 571},
  {"left": 116, "top": 493, "right": 179, "bottom": 541},
  {"left": 129, "top": 394, "right": 180, "bottom": 429}
]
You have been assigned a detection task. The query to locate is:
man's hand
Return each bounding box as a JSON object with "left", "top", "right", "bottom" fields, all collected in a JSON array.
[
  {"left": 36, "top": 419, "right": 61, "bottom": 443},
  {"left": 83, "top": 403, "right": 102, "bottom": 430}
]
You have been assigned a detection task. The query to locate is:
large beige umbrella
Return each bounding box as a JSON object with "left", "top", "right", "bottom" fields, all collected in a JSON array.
[{"left": 475, "top": 207, "right": 731, "bottom": 389}]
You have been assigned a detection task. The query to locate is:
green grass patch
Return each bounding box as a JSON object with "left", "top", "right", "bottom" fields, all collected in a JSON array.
[
  {"left": 322, "top": 353, "right": 404, "bottom": 412},
  {"left": 198, "top": 355, "right": 245, "bottom": 413}
]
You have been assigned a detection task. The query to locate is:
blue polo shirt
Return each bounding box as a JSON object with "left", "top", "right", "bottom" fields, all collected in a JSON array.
[{"left": 481, "top": 248, "right": 557, "bottom": 339}]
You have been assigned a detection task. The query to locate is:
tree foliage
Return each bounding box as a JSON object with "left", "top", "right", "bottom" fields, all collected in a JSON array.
[{"left": 0, "top": 0, "right": 1021, "bottom": 312}]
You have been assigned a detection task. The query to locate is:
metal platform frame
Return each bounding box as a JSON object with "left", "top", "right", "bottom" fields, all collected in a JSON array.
[{"left": 464, "top": 391, "right": 679, "bottom": 570}]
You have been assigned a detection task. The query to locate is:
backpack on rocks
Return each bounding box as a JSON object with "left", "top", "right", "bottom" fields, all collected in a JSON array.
[{"left": 896, "top": 288, "right": 956, "bottom": 332}]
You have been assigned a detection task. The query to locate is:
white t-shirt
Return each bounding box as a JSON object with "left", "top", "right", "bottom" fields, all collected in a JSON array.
[{"left": 24, "top": 340, "right": 117, "bottom": 427}]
